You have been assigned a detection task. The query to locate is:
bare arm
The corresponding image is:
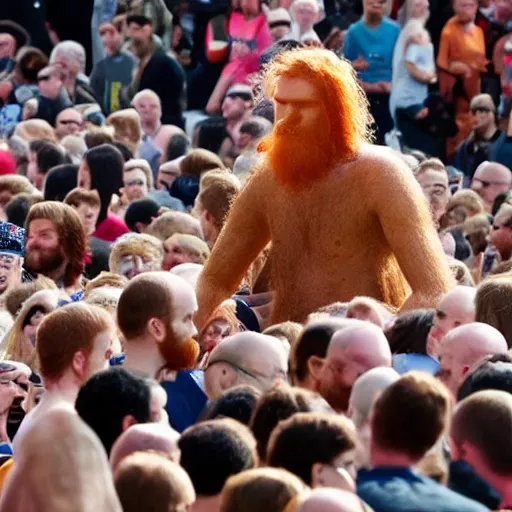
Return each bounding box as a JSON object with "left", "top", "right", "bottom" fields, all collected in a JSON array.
[
  {"left": 372, "top": 153, "right": 453, "bottom": 310},
  {"left": 405, "top": 61, "right": 435, "bottom": 84},
  {"left": 195, "top": 170, "right": 271, "bottom": 330}
]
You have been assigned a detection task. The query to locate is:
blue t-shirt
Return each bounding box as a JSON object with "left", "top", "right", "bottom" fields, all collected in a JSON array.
[
  {"left": 357, "top": 467, "right": 489, "bottom": 512},
  {"left": 344, "top": 18, "right": 400, "bottom": 84}
]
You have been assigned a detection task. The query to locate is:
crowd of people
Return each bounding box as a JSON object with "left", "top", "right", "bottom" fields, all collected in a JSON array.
[{"left": 0, "top": 0, "right": 511, "bottom": 511}]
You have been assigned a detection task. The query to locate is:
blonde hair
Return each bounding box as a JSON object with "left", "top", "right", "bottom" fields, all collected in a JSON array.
[
  {"left": 165, "top": 233, "right": 210, "bottom": 264},
  {"left": 109, "top": 233, "right": 164, "bottom": 276},
  {"left": 13, "top": 119, "right": 57, "bottom": 142},
  {"left": 106, "top": 109, "right": 142, "bottom": 156},
  {"left": 147, "top": 212, "right": 202, "bottom": 241},
  {"left": 84, "top": 272, "right": 129, "bottom": 298},
  {"left": 123, "top": 159, "right": 154, "bottom": 190}
]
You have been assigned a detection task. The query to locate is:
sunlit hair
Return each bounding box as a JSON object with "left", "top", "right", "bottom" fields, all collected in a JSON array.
[
  {"left": 25, "top": 201, "right": 87, "bottom": 287},
  {"left": 13, "top": 119, "right": 57, "bottom": 143},
  {"left": 106, "top": 109, "right": 142, "bottom": 156},
  {"left": 147, "top": 211, "right": 202, "bottom": 241},
  {"left": 64, "top": 187, "right": 101, "bottom": 209},
  {"left": 109, "top": 233, "right": 163, "bottom": 276},
  {"left": 166, "top": 234, "right": 210, "bottom": 264},
  {"left": 259, "top": 48, "right": 372, "bottom": 157},
  {"left": 36, "top": 302, "right": 113, "bottom": 382},
  {"left": 84, "top": 272, "right": 129, "bottom": 298},
  {"left": 50, "top": 40, "right": 86, "bottom": 74}
]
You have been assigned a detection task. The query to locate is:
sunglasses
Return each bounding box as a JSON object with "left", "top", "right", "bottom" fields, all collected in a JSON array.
[
  {"left": 472, "top": 177, "right": 511, "bottom": 188},
  {"left": 206, "top": 359, "right": 273, "bottom": 382},
  {"left": 125, "top": 179, "right": 145, "bottom": 187},
  {"left": 471, "top": 107, "right": 492, "bottom": 114},
  {"left": 59, "top": 119, "right": 80, "bottom": 125}
]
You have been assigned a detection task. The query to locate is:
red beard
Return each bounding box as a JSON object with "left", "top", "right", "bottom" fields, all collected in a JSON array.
[
  {"left": 158, "top": 328, "right": 200, "bottom": 372},
  {"left": 258, "top": 110, "right": 334, "bottom": 191},
  {"left": 24, "top": 245, "right": 66, "bottom": 277}
]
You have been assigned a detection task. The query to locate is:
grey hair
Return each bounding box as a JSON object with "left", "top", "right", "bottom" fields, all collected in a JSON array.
[{"left": 50, "top": 41, "right": 86, "bottom": 74}]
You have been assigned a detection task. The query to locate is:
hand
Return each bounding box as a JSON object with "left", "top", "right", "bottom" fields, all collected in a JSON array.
[
  {"left": 232, "top": 41, "right": 251, "bottom": 58},
  {"left": 450, "top": 61, "right": 472, "bottom": 78},
  {"left": 352, "top": 55, "right": 369, "bottom": 71}
]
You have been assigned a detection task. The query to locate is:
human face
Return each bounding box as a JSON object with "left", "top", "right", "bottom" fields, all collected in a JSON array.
[
  {"left": 78, "top": 159, "right": 92, "bottom": 190},
  {"left": 410, "top": 0, "right": 429, "bottom": 20},
  {"left": 363, "top": 0, "right": 386, "bottom": 18},
  {"left": 85, "top": 328, "right": 115, "bottom": 380},
  {"left": 127, "top": 23, "right": 152, "bottom": 56},
  {"left": 294, "top": 3, "right": 318, "bottom": 31},
  {"left": 240, "top": 0, "right": 260, "bottom": 16},
  {"left": 25, "top": 219, "right": 67, "bottom": 279},
  {"left": 162, "top": 239, "right": 191, "bottom": 271},
  {"left": 437, "top": 341, "right": 460, "bottom": 397},
  {"left": 51, "top": 53, "right": 75, "bottom": 81},
  {"left": 417, "top": 170, "right": 450, "bottom": 222},
  {"left": 99, "top": 24, "right": 122, "bottom": 56},
  {"left": 0, "top": 34, "right": 15, "bottom": 60},
  {"left": 454, "top": 0, "right": 478, "bottom": 23},
  {"left": 200, "top": 319, "right": 232, "bottom": 353},
  {"left": 118, "top": 254, "right": 161, "bottom": 280},
  {"left": 426, "top": 292, "right": 476, "bottom": 359},
  {"left": 170, "top": 284, "right": 198, "bottom": 343},
  {"left": 74, "top": 202, "right": 100, "bottom": 237},
  {"left": 123, "top": 169, "right": 149, "bottom": 203},
  {"left": 222, "top": 95, "right": 248, "bottom": 121},
  {"left": 55, "top": 109, "right": 82, "bottom": 139},
  {"left": 490, "top": 216, "right": 512, "bottom": 259},
  {"left": 0, "top": 253, "right": 21, "bottom": 295},
  {"left": 134, "top": 95, "right": 161, "bottom": 129},
  {"left": 471, "top": 167, "right": 512, "bottom": 211},
  {"left": 471, "top": 106, "right": 495, "bottom": 132}
]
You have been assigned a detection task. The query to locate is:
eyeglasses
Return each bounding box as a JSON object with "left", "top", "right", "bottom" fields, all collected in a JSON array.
[
  {"left": 422, "top": 184, "right": 448, "bottom": 197},
  {"left": 471, "top": 107, "right": 492, "bottom": 115},
  {"left": 207, "top": 359, "right": 276, "bottom": 383},
  {"left": 472, "top": 177, "right": 511, "bottom": 188},
  {"left": 125, "top": 179, "right": 145, "bottom": 187}
]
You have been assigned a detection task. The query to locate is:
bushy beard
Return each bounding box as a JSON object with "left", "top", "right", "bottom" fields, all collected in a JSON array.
[
  {"left": 158, "top": 327, "right": 200, "bottom": 372},
  {"left": 258, "top": 110, "right": 334, "bottom": 191},
  {"left": 24, "top": 246, "right": 66, "bottom": 278}
]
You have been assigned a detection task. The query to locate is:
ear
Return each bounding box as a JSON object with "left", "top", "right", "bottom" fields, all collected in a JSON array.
[
  {"left": 72, "top": 351, "right": 88, "bottom": 381},
  {"left": 311, "top": 462, "right": 325, "bottom": 487},
  {"left": 204, "top": 210, "right": 213, "bottom": 224},
  {"left": 134, "top": 222, "right": 144, "bottom": 233},
  {"left": 147, "top": 317, "right": 166, "bottom": 343},
  {"left": 307, "top": 355, "right": 325, "bottom": 381},
  {"left": 122, "top": 415, "right": 138, "bottom": 432}
]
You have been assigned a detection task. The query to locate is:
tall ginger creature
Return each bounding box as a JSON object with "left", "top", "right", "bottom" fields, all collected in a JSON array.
[{"left": 196, "top": 48, "right": 453, "bottom": 327}]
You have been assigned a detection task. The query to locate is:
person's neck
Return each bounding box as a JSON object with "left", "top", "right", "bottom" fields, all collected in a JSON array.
[
  {"left": 44, "top": 375, "right": 81, "bottom": 405},
  {"left": 191, "top": 495, "right": 221, "bottom": 512},
  {"left": 370, "top": 447, "right": 419, "bottom": 469},
  {"left": 124, "top": 338, "right": 165, "bottom": 379},
  {"left": 144, "top": 121, "right": 161, "bottom": 138},
  {"left": 476, "top": 124, "right": 498, "bottom": 141},
  {"left": 364, "top": 13, "right": 383, "bottom": 28}
]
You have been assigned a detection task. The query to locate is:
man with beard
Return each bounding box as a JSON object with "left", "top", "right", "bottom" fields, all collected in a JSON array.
[
  {"left": 117, "top": 272, "right": 206, "bottom": 432},
  {"left": 24, "top": 202, "right": 86, "bottom": 297},
  {"left": 126, "top": 16, "right": 185, "bottom": 129},
  {"left": 0, "top": 223, "right": 25, "bottom": 305},
  {"left": 317, "top": 322, "right": 392, "bottom": 412},
  {"left": 195, "top": 48, "right": 452, "bottom": 328}
]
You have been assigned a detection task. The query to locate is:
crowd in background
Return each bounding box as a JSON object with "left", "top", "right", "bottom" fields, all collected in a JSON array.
[{"left": 0, "top": 0, "right": 511, "bottom": 511}]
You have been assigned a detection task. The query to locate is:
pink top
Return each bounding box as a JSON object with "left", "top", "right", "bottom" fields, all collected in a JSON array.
[{"left": 93, "top": 213, "right": 130, "bottom": 243}]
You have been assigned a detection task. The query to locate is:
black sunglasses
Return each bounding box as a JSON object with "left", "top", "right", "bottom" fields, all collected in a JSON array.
[{"left": 37, "top": 75, "right": 50, "bottom": 82}]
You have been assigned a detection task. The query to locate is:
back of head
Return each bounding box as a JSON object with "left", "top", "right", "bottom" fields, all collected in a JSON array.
[
  {"left": 34, "top": 140, "right": 67, "bottom": 176},
  {"left": 385, "top": 309, "right": 435, "bottom": 355},
  {"left": 110, "top": 423, "right": 180, "bottom": 471},
  {"left": 115, "top": 452, "right": 195, "bottom": 512},
  {"left": 36, "top": 302, "right": 112, "bottom": 382},
  {"left": 84, "top": 128, "right": 115, "bottom": 148},
  {"left": 4, "top": 275, "right": 58, "bottom": 318},
  {"left": 147, "top": 211, "right": 202, "bottom": 241},
  {"left": 371, "top": 372, "right": 451, "bottom": 461},
  {"left": 452, "top": 390, "right": 512, "bottom": 477},
  {"left": 14, "top": 119, "right": 57, "bottom": 143},
  {"left": 349, "top": 367, "right": 400, "bottom": 429},
  {"left": 266, "top": 412, "right": 356, "bottom": 485},
  {"left": 75, "top": 367, "right": 151, "bottom": 455},
  {"left": 165, "top": 133, "right": 190, "bottom": 161},
  {"left": 5, "top": 192, "right": 43, "bottom": 228},
  {"left": 84, "top": 272, "right": 128, "bottom": 298},
  {"left": 43, "top": 164, "right": 79, "bottom": 201},
  {"left": 178, "top": 418, "right": 257, "bottom": 496},
  {"left": 263, "top": 321, "right": 303, "bottom": 352},
  {"left": 221, "top": 467, "right": 306, "bottom": 512},
  {"left": 292, "top": 488, "right": 367, "bottom": 512},
  {"left": 0, "top": 406, "right": 122, "bottom": 512},
  {"left": 0, "top": 174, "right": 34, "bottom": 196},
  {"left": 124, "top": 197, "right": 160, "bottom": 232},
  {"left": 476, "top": 276, "right": 512, "bottom": 347},
  {"left": 239, "top": 116, "right": 273, "bottom": 140},
  {"left": 106, "top": 109, "right": 142, "bottom": 155},
  {"left": 180, "top": 148, "right": 225, "bottom": 178},
  {"left": 203, "top": 385, "right": 262, "bottom": 425}
]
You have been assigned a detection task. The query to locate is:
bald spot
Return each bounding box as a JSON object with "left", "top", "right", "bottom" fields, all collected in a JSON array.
[
  {"left": 294, "top": 488, "right": 365, "bottom": 512},
  {"left": 438, "top": 286, "right": 476, "bottom": 317},
  {"left": 170, "top": 263, "right": 203, "bottom": 290},
  {"left": 208, "top": 331, "right": 288, "bottom": 376},
  {"left": 110, "top": 423, "right": 180, "bottom": 471},
  {"left": 474, "top": 162, "right": 512, "bottom": 184},
  {"left": 441, "top": 322, "right": 508, "bottom": 366},
  {"left": 327, "top": 323, "right": 392, "bottom": 368}
]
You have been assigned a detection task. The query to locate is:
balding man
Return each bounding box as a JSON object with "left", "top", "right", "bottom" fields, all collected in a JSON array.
[
  {"left": 292, "top": 488, "right": 368, "bottom": 512},
  {"left": 471, "top": 161, "right": 512, "bottom": 213},
  {"left": 117, "top": 272, "right": 206, "bottom": 432},
  {"left": 204, "top": 332, "right": 288, "bottom": 400},
  {"left": 437, "top": 323, "right": 508, "bottom": 397},
  {"left": 426, "top": 286, "right": 477, "bottom": 359},
  {"left": 317, "top": 322, "right": 392, "bottom": 412},
  {"left": 110, "top": 423, "right": 180, "bottom": 471}
]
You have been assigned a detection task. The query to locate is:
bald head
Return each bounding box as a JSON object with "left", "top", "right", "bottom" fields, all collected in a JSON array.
[
  {"left": 170, "top": 263, "right": 203, "bottom": 290},
  {"left": 471, "top": 161, "right": 512, "bottom": 211},
  {"left": 132, "top": 89, "right": 161, "bottom": 109},
  {"left": 205, "top": 332, "right": 288, "bottom": 399},
  {"left": 110, "top": 423, "right": 180, "bottom": 471},
  {"left": 438, "top": 322, "right": 508, "bottom": 396},
  {"left": 293, "top": 488, "right": 366, "bottom": 512}
]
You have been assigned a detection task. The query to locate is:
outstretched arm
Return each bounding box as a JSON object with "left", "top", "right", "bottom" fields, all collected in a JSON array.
[
  {"left": 195, "top": 171, "right": 271, "bottom": 330},
  {"left": 372, "top": 153, "right": 453, "bottom": 310}
]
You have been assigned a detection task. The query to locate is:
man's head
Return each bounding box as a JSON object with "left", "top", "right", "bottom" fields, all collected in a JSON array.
[
  {"left": 49, "top": 41, "right": 86, "bottom": 81},
  {"left": 267, "top": 8, "right": 292, "bottom": 42},
  {"left": 117, "top": 272, "right": 199, "bottom": 371},
  {"left": 451, "top": 390, "right": 512, "bottom": 489},
  {"left": 371, "top": 372, "right": 451, "bottom": 464},
  {"left": 471, "top": 162, "right": 512, "bottom": 212},
  {"left": 205, "top": 332, "right": 288, "bottom": 399},
  {"left": 126, "top": 15, "right": 153, "bottom": 57},
  {"left": 109, "top": 233, "right": 163, "bottom": 279},
  {"left": 25, "top": 201, "right": 86, "bottom": 287},
  {"left": 438, "top": 323, "right": 508, "bottom": 397},
  {"left": 123, "top": 159, "right": 153, "bottom": 203},
  {"left": 27, "top": 140, "right": 67, "bottom": 191},
  {"left": 55, "top": 108, "right": 83, "bottom": 140},
  {"left": 454, "top": 0, "right": 478, "bottom": 23},
  {"left": 99, "top": 22, "right": 123, "bottom": 56},
  {"left": 64, "top": 187, "right": 101, "bottom": 237},
  {"left": 415, "top": 159, "right": 451, "bottom": 222},
  {"left": 162, "top": 233, "right": 209, "bottom": 271},
  {"left": 238, "top": 116, "right": 273, "bottom": 150},
  {"left": 147, "top": 211, "right": 202, "bottom": 242},
  {"left": 258, "top": 49, "right": 371, "bottom": 190},
  {"left": 75, "top": 367, "right": 151, "bottom": 455},
  {"left": 178, "top": 418, "right": 257, "bottom": 497},
  {"left": 36, "top": 302, "right": 115, "bottom": 385},
  {"left": 0, "top": 222, "right": 25, "bottom": 295},
  {"left": 291, "top": 488, "right": 369, "bottom": 512},
  {"left": 37, "top": 65, "right": 64, "bottom": 99},
  {"left": 132, "top": 89, "right": 161, "bottom": 131},
  {"left": 318, "top": 322, "right": 392, "bottom": 412},
  {"left": 110, "top": 423, "right": 180, "bottom": 471},
  {"left": 489, "top": 203, "right": 512, "bottom": 260},
  {"left": 426, "top": 286, "right": 477, "bottom": 358},
  {"left": 470, "top": 94, "right": 497, "bottom": 134},
  {"left": 222, "top": 84, "right": 254, "bottom": 122},
  {"left": 0, "top": 175, "right": 35, "bottom": 210},
  {"left": 124, "top": 197, "right": 160, "bottom": 233}
]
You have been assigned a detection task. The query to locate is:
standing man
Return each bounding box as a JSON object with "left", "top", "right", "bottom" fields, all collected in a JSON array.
[
  {"left": 344, "top": 0, "right": 399, "bottom": 144},
  {"left": 90, "top": 22, "right": 136, "bottom": 116},
  {"left": 470, "top": 161, "right": 512, "bottom": 213},
  {"left": 126, "top": 15, "right": 186, "bottom": 129}
]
